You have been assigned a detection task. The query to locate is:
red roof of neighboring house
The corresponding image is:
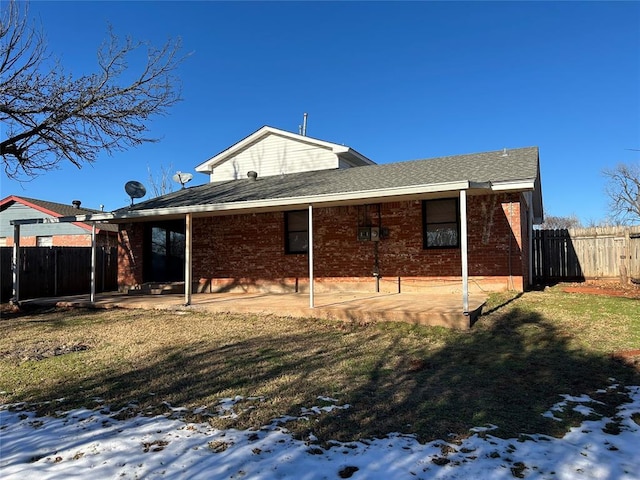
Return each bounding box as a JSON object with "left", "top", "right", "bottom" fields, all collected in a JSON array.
[{"left": 0, "top": 195, "right": 118, "bottom": 234}]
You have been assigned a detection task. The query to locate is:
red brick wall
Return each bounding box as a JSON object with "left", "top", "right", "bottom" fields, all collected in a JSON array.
[
  {"left": 117, "top": 224, "right": 144, "bottom": 288},
  {"left": 5, "top": 233, "right": 116, "bottom": 247},
  {"left": 118, "top": 193, "right": 529, "bottom": 292}
]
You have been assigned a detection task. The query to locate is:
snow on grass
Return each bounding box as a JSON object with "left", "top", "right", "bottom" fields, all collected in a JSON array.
[{"left": 1, "top": 387, "right": 639, "bottom": 479}]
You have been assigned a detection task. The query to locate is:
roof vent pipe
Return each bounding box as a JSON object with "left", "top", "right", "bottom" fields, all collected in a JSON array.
[
  {"left": 72, "top": 200, "right": 81, "bottom": 209},
  {"left": 247, "top": 171, "right": 258, "bottom": 180},
  {"left": 301, "top": 112, "right": 308, "bottom": 136}
]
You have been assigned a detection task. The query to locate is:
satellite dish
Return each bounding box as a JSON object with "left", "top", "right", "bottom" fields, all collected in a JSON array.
[
  {"left": 172, "top": 171, "right": 193, "bottom": 189},
  {"left": 125, "top": 180, "right": 146, "bottom": 206}
]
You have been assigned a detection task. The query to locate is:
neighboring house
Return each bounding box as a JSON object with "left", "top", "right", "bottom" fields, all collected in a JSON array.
[
  {"left": 105, "top": 126, "right": 543, "bottom": 299},
  {"left": 0, "top": 196, "right": 118, "bottom": 247}
]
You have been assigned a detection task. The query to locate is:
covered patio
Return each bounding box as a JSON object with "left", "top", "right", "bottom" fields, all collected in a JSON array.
[{"left": 18, "top": 289, "right": 487, "bottom": 330}]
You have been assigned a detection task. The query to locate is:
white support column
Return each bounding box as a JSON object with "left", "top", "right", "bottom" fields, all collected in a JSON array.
[
  {"left": 460, "top": 190, "right": 469, "bottom": 314},
  {"left": 308, "top": 204, "right": 314, "bottom": 308},
  {"left": 185, "top": 213, "right": 193, "bottom": 306},
  {"left": 528, "top": 195, "right": 534, "bottom": 288},
  {"left": 12, "top": 224, "right": 20, "bottom": 303},
  {"left": 90, "top": 223, "right": 96, "bottom": 303}
]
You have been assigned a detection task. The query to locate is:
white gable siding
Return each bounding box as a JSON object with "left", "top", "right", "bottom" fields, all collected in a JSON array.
[
  {"left": 0, "top": 203, "right": 87, "bottom": 238},
  {"left": 210, "top": 133, "right": 339, "bottom": 181}
]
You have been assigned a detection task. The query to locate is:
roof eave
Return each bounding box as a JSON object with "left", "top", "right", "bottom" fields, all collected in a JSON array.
[
  {"left": 10, "top": 176, "right": 539, "bottom": 225},
  {"left": 492, "top": 178, "right": 544, "bottom": 224},
  {"left": 337, "top": 148, "right": 376, "bottom": 166},
  {"left": 490, "top": 179, "right": 536, "bottom": 191},
  {"left": 69, "top": 180, "right": 476, "bottom": 222}
]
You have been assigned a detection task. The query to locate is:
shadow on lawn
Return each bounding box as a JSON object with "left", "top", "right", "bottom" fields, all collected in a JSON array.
[
  {"left": 15, "top": 306, "right": 640, "bottom": 444},
  {"left": 319, "top": 308, "right": 640, "bottom": 443}
]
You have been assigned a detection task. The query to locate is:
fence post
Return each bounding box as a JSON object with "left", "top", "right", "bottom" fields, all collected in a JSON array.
[
  {"left": 621, "top": 228, "right": 630, "bottom": 285},
  {"left": 54, "top": 248, "right": 58, "bottom": 296}
]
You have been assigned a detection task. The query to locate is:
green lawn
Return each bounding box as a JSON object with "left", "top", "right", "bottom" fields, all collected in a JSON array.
[{"left": 1, "top": 287, "right": 639, "bottom": 445}]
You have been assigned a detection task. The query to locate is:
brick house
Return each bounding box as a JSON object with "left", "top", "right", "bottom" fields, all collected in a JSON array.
[
  {"left": 0, "top": 195, "right": 118, "bottom": 247},
  {"left": 106, "top": 126, "right": 543, "bottom": 311}
]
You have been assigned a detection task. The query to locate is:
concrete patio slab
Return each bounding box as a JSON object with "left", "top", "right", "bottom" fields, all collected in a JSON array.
[{"left": 17, "top": 290, "right": 487, "bottom": 330}]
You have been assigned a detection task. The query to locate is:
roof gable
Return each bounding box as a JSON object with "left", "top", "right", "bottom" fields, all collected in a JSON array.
[{"left": 195, "top": 126, "right": 375, "bottom": 180}]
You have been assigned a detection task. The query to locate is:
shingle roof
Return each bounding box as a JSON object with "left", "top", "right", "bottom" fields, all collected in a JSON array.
[
  {"left": 123, "top": 147, "right": 540, "bottom": 212},
  {"left": 17, "top": 196, "right": 103, "bottom": 216},
  {"left": 2, "top": 196, "right": 119, "bottom": 232}
]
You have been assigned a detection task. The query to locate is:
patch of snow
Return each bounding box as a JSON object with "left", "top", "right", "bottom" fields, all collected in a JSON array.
[{"left": 0, "top": 386, "right": 638, "bottom": 479}]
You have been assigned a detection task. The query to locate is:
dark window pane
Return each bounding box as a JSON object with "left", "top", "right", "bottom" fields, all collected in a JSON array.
[
  {"left": 286, "top": 210, "right": 309, "bottom": 253},
  {"left": 151, "top": 227, "right": 166, "bottom": 255},
  {"left": 170, "top": 231, "right": 185, "bottom": 259},
  {"left": 425, "top": 199, "right": 457, "bottom": 223},
  {"left": 288, "top": 232, "right": 308, "bottom": 253},
  {"left": 287, "top": 211, "right": 308, "bottom": 230},
  {"left": 426, "top": 223, "right": 458, "bottom": 247}
]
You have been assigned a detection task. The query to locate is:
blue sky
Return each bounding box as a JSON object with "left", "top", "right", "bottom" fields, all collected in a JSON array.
[{"left": 2, "top": 1, "right": 639, "bottom": 224}]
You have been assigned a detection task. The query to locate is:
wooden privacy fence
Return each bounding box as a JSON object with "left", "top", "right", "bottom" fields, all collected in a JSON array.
[
  {"left": 0, "top": 246, "right": 118, "bottom": 302},
  {"left": 533, "top": 226, "right": 640, "bottom": 285}
]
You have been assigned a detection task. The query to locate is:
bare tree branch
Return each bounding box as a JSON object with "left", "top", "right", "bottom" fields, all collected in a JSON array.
[
  {"left": 603, "top": 161, "right": 640, "bottom": 224},
  {"left": 0, "top": 0, "right": 186, "bottom": 180},
  {"left": 147, "top": 162, "right": 175, "bottom": 198}
]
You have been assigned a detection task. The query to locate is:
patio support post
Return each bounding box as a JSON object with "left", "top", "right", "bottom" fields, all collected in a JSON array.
[
  {"left": 185, "top": 213, "right": 193, "bottom": 306},
  {"left": 308, "top": 204, "right": 314, "bottom": 308},
  {"left": 90, "top": 223, "right": 96, "bottom": 303},
  {"left": 12, "top": 224, "right": 20, "bottom": 303},
  {"left": 460, "top": 190, "right": 469, "bottom": 315}
]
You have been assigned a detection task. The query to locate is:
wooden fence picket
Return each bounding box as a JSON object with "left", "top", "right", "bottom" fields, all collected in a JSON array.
[
  {"left": 533, "top": 226, "right": 640, "bottom": 285},
  {"left": 0, "top": 246, "right": 117, "bottom": 302}
]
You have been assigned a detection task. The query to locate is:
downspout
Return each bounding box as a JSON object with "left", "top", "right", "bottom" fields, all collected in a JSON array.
[
  {"left": 185, "top": 213, "right": 193, "bottom": 306},
  {"left": 309, "top": 204, "right": 314, "bottom": 308},
  {"left": 460, "top": 190, "right": 469, "bottom": 315},
  {"left": 11, "top": 224, "right": 20, "bottom": 304}
]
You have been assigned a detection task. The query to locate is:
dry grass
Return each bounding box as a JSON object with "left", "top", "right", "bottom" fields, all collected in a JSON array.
[{"left": 1, "top": 288, "right": 639, "bottom": 444}]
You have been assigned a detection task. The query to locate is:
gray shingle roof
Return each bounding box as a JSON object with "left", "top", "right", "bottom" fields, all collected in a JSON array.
[
  {"left": 123, "top": 147, "right": 539, "bottom": 212},
  {"left": 17, "top": 196, "right": 102, "bottom": 216},
  {"left": 5, "top": 196, "right": 119, "bottom": 232}
]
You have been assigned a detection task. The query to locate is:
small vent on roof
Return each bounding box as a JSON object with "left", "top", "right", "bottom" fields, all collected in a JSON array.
[
  {"left": 72, "top": 200, "right": 81, "bottom": 209},
  {"left": 247, "top": 171, "right": 258, "bottom": 180},
  {"left": 502, "top": 148, "right": 508, "bottom": 157}
]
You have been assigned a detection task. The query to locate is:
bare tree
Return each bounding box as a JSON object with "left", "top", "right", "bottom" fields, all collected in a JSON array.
[
  {"left": 0, "top": 0, "right": 185, "bottom": 179},
  {"left": 603, "top": 162, "right": 640, "bottom": 224},
  {"left": 538, "top": 214, "right": 582, "bottom": 230},
  {"left": 147, "top": 162, "right": 175, "bottom": 197}
]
